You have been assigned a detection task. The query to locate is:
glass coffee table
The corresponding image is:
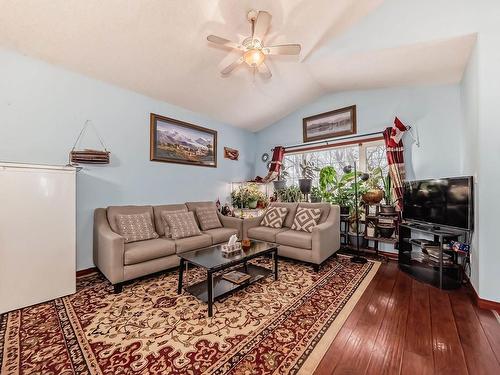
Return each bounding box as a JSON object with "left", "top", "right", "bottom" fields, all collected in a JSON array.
[{"left": 177, "top": 240, "right": 278, "bottom": 317}]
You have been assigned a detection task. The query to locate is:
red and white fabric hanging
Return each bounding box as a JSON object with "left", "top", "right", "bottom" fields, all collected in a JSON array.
[
  {"left": 383, "top": 117, "right": 408, "bottom": 210},
  {"left": 261, "top": 146, "right": 285, "bottom": 182}
]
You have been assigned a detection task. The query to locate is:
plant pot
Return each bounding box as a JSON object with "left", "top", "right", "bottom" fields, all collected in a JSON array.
[
  {"left": 310, "top": 196, "right": 322, "bottom": 203},
  {"left": 377, "top": 225, "right": 395, "bottom": 238},
  {"left": 340, "top": 206, "right": 350, "bottom": 215},
  {"left": 380, "top": 205, "right": 396, "bottom": 214},
  {"left": 247, "top": 199, "right": 258, "bottom": 209},
  {"left": 348, "top": 232, "right": 367, "bottom": 248},
  {"left": 273, "top": 180, "right": 287, "bottom": 191},
  {"left": 298, "top": 178, "right": 312, "bottom": 194},
  {"left": 362, "top": 189, "right": 384, "bottom": 204}
]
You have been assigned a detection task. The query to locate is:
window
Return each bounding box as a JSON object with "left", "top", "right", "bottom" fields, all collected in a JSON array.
[{"left": 282, "top": 139, "right": 388, "bottom": 186}]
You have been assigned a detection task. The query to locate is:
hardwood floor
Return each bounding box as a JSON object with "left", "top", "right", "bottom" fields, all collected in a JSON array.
[{"left": 315, "top": 261, "right": 500, "bottom": 375}]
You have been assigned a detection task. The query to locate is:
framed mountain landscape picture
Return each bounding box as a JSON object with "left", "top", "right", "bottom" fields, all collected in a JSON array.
[{"left": 150, "top": 113, "right": 217, "bottom": 167}]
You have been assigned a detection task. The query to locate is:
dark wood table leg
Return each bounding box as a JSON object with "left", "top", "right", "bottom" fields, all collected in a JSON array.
[
  {"left": 207, "top": 270, "right": 214, "bottom": 317},
  {"left": 273, "top": 249, "right": 278, "bottom": 281},
  {"left": 177, "top": 258, "right": 185, "bottom": 294}
]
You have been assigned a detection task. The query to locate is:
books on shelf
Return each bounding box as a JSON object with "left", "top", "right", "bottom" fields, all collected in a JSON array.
[{"left": 222, "top": 271, "right": 251, "bottom": 284}]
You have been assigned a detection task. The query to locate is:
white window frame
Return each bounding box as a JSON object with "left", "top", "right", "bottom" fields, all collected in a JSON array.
[{"left": 283, "top": 138, "right": 387, "bottom": 186}]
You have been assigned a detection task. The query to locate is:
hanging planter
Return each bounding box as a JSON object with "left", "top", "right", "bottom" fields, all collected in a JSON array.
[{"left": 69, "top": 120, "right": 110, "bottom": 165}]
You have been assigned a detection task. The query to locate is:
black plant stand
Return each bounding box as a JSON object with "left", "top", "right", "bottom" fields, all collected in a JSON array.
[{"left": 343, "top": 162, "right": 368, "bottom": 264}]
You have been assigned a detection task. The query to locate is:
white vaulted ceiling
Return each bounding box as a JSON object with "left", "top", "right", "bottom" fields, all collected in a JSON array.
[{"left": 0, "top": 0, "right": 476, "bottom": 131}]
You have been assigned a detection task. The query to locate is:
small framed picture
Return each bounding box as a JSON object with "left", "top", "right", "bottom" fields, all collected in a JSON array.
[
  {"left": 303, "top": 105, "right": 357, "bottom": 142},
  {"left": 224, "top": 147, "right": 239, "bottom": 161}
]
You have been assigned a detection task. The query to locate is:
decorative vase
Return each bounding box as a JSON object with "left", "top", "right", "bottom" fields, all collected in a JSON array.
[
  {"left": 377, "top": 224, "right": 395, "bottom": 238},
  {"left": 362, "top": 189, "right": 384, "bottom": 204},
  {"left": 298, "top": 178, "right": 312, "bottom": 194},
  {"left": 380, "top": 205, "right": 396, "bottom": 214},
  {"left": 273, "top": 180, "right": 287, "bottom": 191},
  {"left": 248, "top": 199, "right": 258, "bottom": 209}
]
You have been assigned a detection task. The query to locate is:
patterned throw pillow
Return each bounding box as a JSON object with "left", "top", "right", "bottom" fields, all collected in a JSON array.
[
  {"left": 195, "top": 207, "right": 222, "bottom": 231},
  {"left": 164, "top": 211, "right": 202, "bottom": 239},
  {"left": 291, "top": 207, "right": 322, "bottom": 233},
  {"left": 261, "top": 207, "right": 288, "bottom": 228},
  {"left": 115, "top": 213, "right": 159, "bottom": 243},
  {"left": 161, "top": 209, "right": 188, "bottom": 238}
]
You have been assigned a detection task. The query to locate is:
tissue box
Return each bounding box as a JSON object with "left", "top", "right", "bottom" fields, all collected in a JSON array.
[{"left": 221, "top": 242, "right": 242, "bottom": 255}]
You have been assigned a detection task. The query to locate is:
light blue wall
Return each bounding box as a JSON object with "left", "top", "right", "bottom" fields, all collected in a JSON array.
[
  {"left": 460, "top": 42, "right": 480, "bottom": 290},
  {"left": 0, "top": 49, "right": 256, "bottom": 270},
  {"left": 254, "top": 85, "right": 465, "bottom": 181}
]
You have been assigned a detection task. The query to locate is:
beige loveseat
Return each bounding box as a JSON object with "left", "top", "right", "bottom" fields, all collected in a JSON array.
[
  {"left": 243, "top": 202, "right": 340, "bottom": 271},
  {"left": 93, "top": 201, "right": 242, "bottom": 292}
]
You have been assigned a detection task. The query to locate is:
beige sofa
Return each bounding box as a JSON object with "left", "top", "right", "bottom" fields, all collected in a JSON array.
[
  {"left": 93, "top": 201, "right": 242, "bottom": 292},
  {"left": 243, "top": 202, "right": 340, "bottom": 271}
]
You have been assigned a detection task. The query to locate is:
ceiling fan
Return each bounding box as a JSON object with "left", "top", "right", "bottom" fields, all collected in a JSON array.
[{"left": 206, "top": 10, "right": 301, "bottom": 79}]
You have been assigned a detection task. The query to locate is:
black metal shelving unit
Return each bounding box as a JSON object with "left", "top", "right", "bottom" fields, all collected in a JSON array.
[{"left": 398, "top": 222, "right": 470, "bottom": 290}]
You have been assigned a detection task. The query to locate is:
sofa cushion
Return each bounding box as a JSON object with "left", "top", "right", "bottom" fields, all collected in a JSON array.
[
  {"left": 175, "top": 234, "right": 212, "bottom": 254},
  {"left": 153, "top": 204, "right": 187, "bottom": 236},
  {"left": 164, "top": 211, "right": 202, "bottom": 239},
  {"left": 269, "top": 202, "right": 299, "bottom": 228},
  {"left": 261, "top": 207, "right": 288, "bottom": 228},
  {"left": 185, "top": 201, "right": 217, "bottom": 225},
  {"left": 247, "top": 226, "right": 288, "bottom": 243},
  {"left": 124, "top": 238, "right": 176, "bottom": 265},
  {"left": 203, "top": 227, "right": 239, "bottom": 244},
  {"left": 298, "top": 202, "right": 331, "bottom": 224},
  {"left": 161, "top": 209, "right": 190, "bottom": 238},
  {"left": 291, "top": 207, "right": 322, "bottom": 233},
  {"left": 276, "top": 230, "right": 312, "bottom": 249},
  {"left": 107, "top": 205, "right": 154, "bottom": 234},
  {"left": 116, "top": 213, "right": 159, "bottom": 243},
  {"left": 196, "top": 207, "right": 222, "bottom": 231}
]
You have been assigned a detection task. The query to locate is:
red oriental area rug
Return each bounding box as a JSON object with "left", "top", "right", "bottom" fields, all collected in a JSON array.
[{"left": 0, "top": 256, "right": 379, "bottom": 374}]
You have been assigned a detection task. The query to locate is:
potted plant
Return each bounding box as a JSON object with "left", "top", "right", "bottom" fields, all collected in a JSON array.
[
  {"left": 298, "top": 159, "right": 317, "bottom": 195},
  {"left": 310, "top": 186, "right": 322, "bottom": 203},
  {"left": 273, "top": 168, "right": 289, "bottom": 191},
  {"left": 361, "top": 167, "right": 384, "bottom": 204},
  {"left": 231, "top": 183, "right": 267, "bottom": 209},
  {"left": 319, "top": 166, "right": 357, "bottom": 214},
  {"left": 277, "top": 185, "right": 302, "bottom": 202},
  {"left": 380, "top": 173, "right": 396, "bottom": 214}
]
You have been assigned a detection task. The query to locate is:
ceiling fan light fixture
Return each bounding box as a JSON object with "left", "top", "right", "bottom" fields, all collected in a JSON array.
[
  {"left": 206, "top": 10, "right": 301, "bottom": 78},
  {"left": 243, "top": 48, "right": 265, "bottom": 67}
]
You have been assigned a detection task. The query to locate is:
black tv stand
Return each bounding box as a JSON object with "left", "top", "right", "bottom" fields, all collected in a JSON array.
[{"left": 398, "top": 222, "right": 470, "bottom": 290}]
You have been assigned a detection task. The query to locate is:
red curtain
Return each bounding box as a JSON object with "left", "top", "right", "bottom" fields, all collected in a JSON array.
[
  {"left": 257, "top": 146, "right": 285, "bottom": 182},
  {"left": 383, "top": 118, "right": 407, "bottom": 210}
]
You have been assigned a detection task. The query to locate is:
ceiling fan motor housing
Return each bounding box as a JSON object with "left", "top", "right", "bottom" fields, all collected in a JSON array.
[{"left": 247, "top": 10, "right": 259, "bottom": 22}]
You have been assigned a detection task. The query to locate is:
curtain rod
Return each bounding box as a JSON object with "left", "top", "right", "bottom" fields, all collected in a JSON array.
[{"left": 273, "top": 130, "right": 385, "bottom": 152}]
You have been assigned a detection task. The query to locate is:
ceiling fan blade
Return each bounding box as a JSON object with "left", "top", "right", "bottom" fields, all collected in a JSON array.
[
  {"left": 207, "top": 35, "right": 243, "bottom": 50},
  {"left": 257, "top": 62, "right": 272, "bottom": 79},
  {"left": 263, "top": 44, "right": 301, "bottom": 55},
  {"left": 221, "top": 56, "right": 244, "bottom": 75},
  {"left": 252, "top": 11, "right": 271, "bottom": 42}
]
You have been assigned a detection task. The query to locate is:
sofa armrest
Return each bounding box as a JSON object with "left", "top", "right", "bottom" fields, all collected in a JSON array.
[
  {"left": 217, "top": 212, "right": 243, "bottom": 238},
  {"left": 93, "top": 208, "right": 125, "bottom": 285},
  {"left": 311, "top": 206, "right": 340, "bottom": 264},
  {"left": 242, "top": 215, "right": 265, "bottom": 240}
]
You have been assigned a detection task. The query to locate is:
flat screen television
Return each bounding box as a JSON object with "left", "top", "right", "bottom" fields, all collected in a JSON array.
[{"left": 403, "top": 176, "right": 473, "bottom": 230}]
